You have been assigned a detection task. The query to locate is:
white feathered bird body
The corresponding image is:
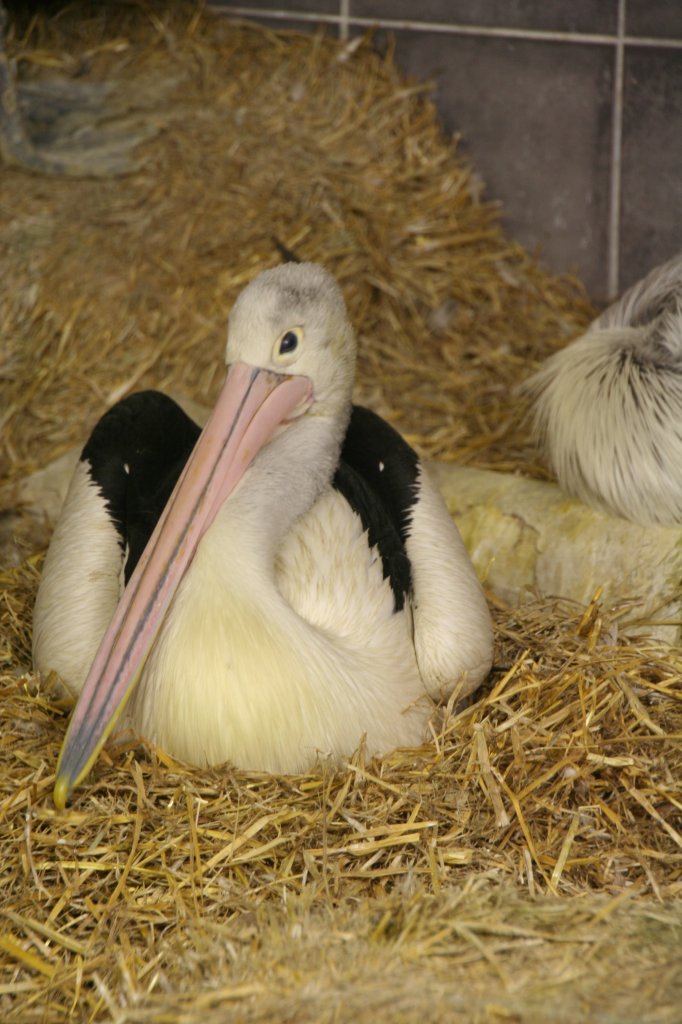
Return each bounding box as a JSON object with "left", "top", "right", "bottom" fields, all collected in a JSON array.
[{"left": 525, "top": 252, "right": 682, "bottom": 525}]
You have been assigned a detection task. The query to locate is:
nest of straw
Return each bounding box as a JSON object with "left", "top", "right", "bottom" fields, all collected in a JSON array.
[{"left": 1, "top": 5, "right": 681, "bottom": 1021}]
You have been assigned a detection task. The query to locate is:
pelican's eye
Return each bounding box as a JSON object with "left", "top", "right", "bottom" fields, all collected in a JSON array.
[{"left": 274, "top": 327, "right": 303, "bottom": 363}]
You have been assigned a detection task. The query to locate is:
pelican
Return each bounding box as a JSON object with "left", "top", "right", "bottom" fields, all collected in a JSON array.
[
  {"left": 33, "top": 263, "right": 493, "bottom": 808},
  {"left": 524, "top": 252, "right": 682, "bottom": 526}
]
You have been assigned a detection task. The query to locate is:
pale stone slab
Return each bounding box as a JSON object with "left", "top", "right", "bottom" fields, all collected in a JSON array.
[{"left": 430, "top": 462, "right": 682, "bottom": 641}]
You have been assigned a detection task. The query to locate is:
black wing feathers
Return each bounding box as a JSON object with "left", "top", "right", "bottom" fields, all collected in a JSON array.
[
  {"left": 336, "top": 405, "right": 420, "bottom": 611},
  {"left": 82, "top": 391, "right": 200, "bottom": 584}
]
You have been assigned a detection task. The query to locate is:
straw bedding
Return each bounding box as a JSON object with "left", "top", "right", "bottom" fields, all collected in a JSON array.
[{"left": 1, "top": 5, "right": 680, "bottom": 1021}]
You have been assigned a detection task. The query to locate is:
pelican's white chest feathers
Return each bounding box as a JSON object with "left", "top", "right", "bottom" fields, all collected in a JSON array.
[{"left": 131, "top": 487, "right": 430, "bottom": 773}]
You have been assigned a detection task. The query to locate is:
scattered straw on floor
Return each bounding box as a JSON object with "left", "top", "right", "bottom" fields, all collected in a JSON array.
[
  {"left": 1, "top": 4, "right": 680, "bottom": 1023},
  {"left": 2, "top": 557, "right": 682, "bottom": 1021}
]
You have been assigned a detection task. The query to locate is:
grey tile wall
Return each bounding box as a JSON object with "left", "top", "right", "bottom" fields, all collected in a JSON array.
[
  {"left": 626, "top": 1, "right": 682, "bottom": 39},
  {"left": 212, "top": 1, "right": 682, "bottom": 301},
  {"left": 351, "top": 1, "right": 619, "bottom": 34},
  {"left": 621, "top": 46, "right": 682, "bottom": 286}
]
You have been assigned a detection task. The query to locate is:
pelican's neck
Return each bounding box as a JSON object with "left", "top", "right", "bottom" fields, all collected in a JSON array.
[{"left": 212, "top": 407, "right": 348, "bottom": 570}]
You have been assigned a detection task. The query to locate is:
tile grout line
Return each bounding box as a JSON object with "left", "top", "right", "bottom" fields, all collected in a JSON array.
[
  {"left": 338, "top": 0, "right": 349, "bottom": 42},
  {"left": 608, "top": 0, "right": 626, "bottom": 299},
  {"left": 211, "top": 7, "right": 682, "bottom": 49}
]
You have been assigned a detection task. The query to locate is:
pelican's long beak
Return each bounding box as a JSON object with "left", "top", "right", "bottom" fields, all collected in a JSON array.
[{"left": 53, "top": 362, "right": 313, "bottom": 809}]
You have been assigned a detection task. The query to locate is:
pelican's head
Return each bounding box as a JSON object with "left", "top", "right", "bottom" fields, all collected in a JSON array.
[{"left": 226, "top": 262, "right": 356, "bottom": 420}]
